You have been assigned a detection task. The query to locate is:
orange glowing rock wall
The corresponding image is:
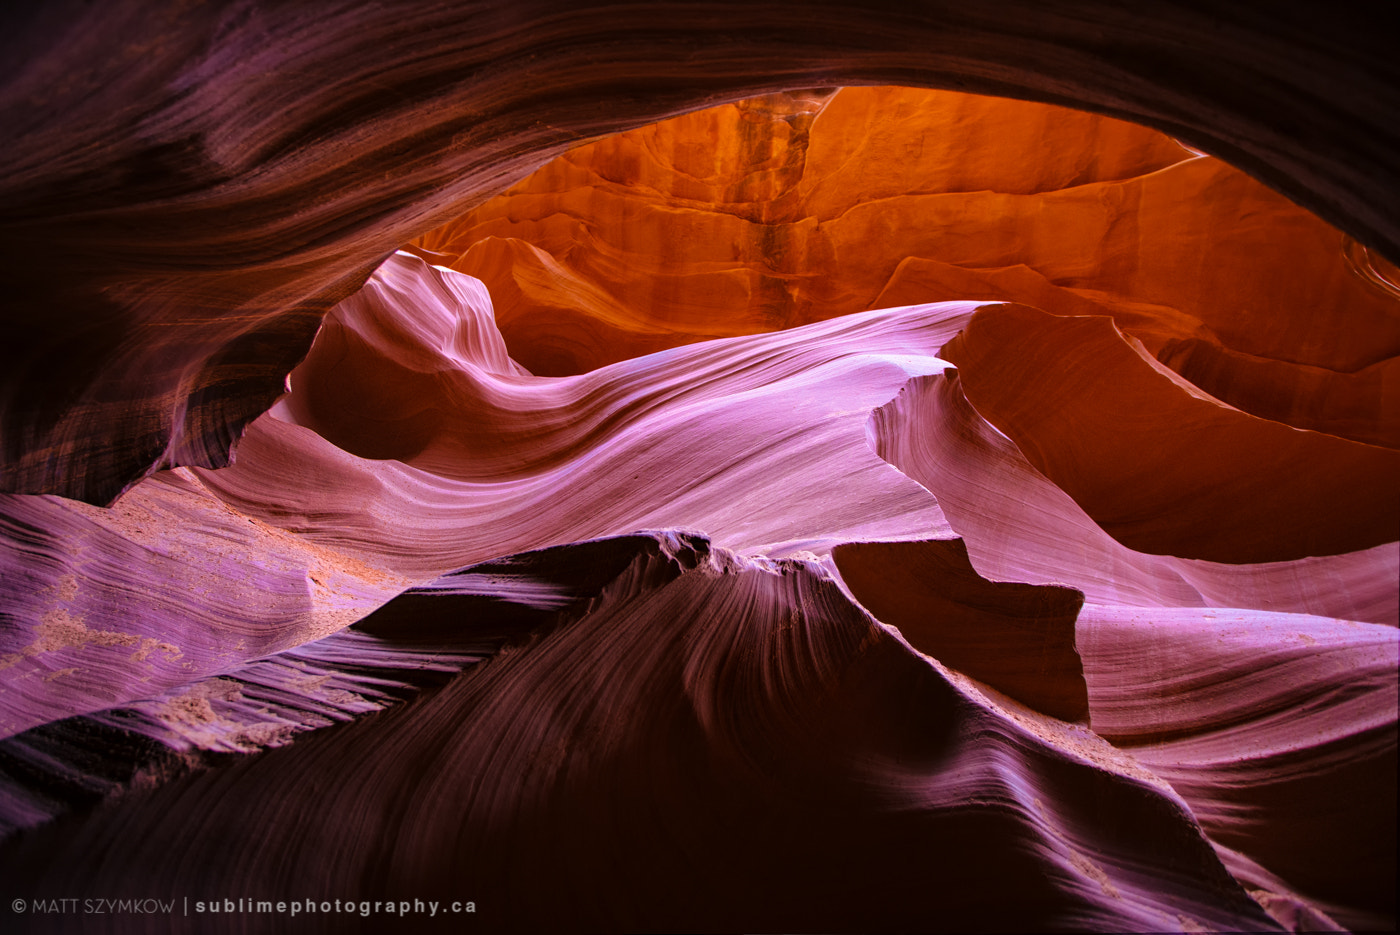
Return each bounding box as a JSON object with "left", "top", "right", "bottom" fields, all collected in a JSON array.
[
  {"left": 4, "top": 4, "right": 1398, "bottom": 505},
  {"left": 415, "top": 85, "right": 1400, "bottom": 567},
  {"left": 414, "top": 86, "right": 1400, "bottom": 457}
]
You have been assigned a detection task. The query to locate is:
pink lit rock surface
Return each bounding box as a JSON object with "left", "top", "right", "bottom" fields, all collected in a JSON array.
[
  {"left": 1, "top": 251, "right": 961, "bottom": 740},
  {"left": 870, "top": 367, "right": 1399, "bottom": 623},
  {"left": 0, "top": 471, "right": 409, "bottom": 738},
  {"left": 1078, "top": 607, "right": 1397, "bottom": 931},
  {"left": 1, "top": 534, "right": 1283, "bottom": 933},
  {"left": 196, "top": 252, "right": 963, "bottom": 578}
]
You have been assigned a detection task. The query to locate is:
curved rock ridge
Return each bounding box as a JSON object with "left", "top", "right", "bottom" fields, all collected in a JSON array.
[
  {"left": 0, "top": 532, "right": 1283, "bottom": 934},
  {"left": 3, "top": 40, "right": 1399, "bottom": 922},
  {"left": 0, "top": 252, "right": 967, "bottom": 739},
  {"left": 1077, "top": 607, "right": 1398, "bottom": 931},
  {"left": 414, "top": 85, "right": 1400, "bottom": 456},
  {"left": 198, "top": 251, "right": 964, "bottom": 573},
  {"left": 3, "top": 3, "right": 1400, "bottom": 499},
  {"left": 869, "top": 368, "right": 1400, "bottom": 623},
  {"left": 7, "top": 246, "right": 1386, "bottom": 753},
  {"left": 822, "top": 545, "right": 1394, "bottom": 927},
  {"left": 859, "top": 355, "right": 1398, "bottom": 926},
  {"left": 0, "top": 469, "right": 411, "bottom": 739},
  {"left": 0, "top": 245, "right": 1389, "bottom": 929},
  {"left": 0, "top": 534, "right": 665, "bottom": 838},
  {"left": 938, "top": 304, "right": 1400, "bottom": 564}
]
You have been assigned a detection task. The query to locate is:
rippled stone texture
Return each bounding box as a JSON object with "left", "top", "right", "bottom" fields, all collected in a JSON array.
[
  {"left": 2, "top": 6, "right": 1399, "bottom": 931},
  {"left": 0, "top": 251, "right": 964, "bottom": 745},
  {"left": 2, "top": 2, "right": 1399, "bottom": 501},
  {"left": 415, "top": 86, "right": 1400, "bottom": 460},
  {"left": 2, "top": 245, "right": 1393, "bottom": 931},
  {"left": 0, "top": 534, "right": 1284, "bottom": 934}
]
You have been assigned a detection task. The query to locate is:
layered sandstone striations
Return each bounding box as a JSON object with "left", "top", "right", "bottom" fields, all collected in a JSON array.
[
  {"left": 1, "top": 534, "right": 1288, "bottom": 934},
  {"left": 2, "top": 9, "right": 1399, "bottom": 932},
  {"left": 2, "top": 2, "right": 1399, "bottom": 500},
  {"left": 417, "top": 86, "right": 1400, "bottom": 463},
  {"left": 2, "top": 240, "right": 1394, "bottom": 931},
  {"left": 0, "top": 252, "right": 962, "bottom": 749}
]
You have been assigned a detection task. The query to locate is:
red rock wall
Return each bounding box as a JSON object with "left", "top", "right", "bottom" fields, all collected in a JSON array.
[
  {"left": 2, "top": 1, "right": 1399, "bottom": 500},
  {"left": 417, "top": 86, "right": 1400, "bottom": 450},
  {"left": 1, "top": 4, "right": 1397, "bottom": 933}
]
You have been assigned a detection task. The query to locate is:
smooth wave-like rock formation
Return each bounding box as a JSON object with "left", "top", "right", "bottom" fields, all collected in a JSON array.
[
  {"left": 0, "top": 251, "right": 959, "bottom": 740},
  {"left": 416, "top": 85, "right": 1400, "bottom": 420},
  {"left": 1, "top": 533, "right": 1284, "bottom": 934},
  {"left": 3, "top": 3, "right": 1399, "bottom": 500},
  {"left": 870, "top": 368, "right": 1399, "bottom": 623},
  {"left": 2, "top": 240, "right": 1393, "bottom": 931}
]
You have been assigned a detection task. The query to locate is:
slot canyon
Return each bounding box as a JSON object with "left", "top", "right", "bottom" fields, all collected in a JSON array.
[{"left": 1, "top": 3, "right": 1396, "bottom": 933}]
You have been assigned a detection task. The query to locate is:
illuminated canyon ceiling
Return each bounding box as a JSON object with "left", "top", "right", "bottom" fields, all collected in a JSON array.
[{"left": 0, "top": 3, "right": 1397, "bottom": 934}]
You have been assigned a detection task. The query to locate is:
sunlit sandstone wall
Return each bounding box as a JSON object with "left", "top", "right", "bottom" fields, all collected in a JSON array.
[
  {"left": 2, "top": 1, "right": 1398, "bottom": 503},
  {"left": 407, "top": 87, "right": 1400, "bottom": 564},
  {"left": 416, "top": 87, "right": 1400, "bottom": 446}
]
